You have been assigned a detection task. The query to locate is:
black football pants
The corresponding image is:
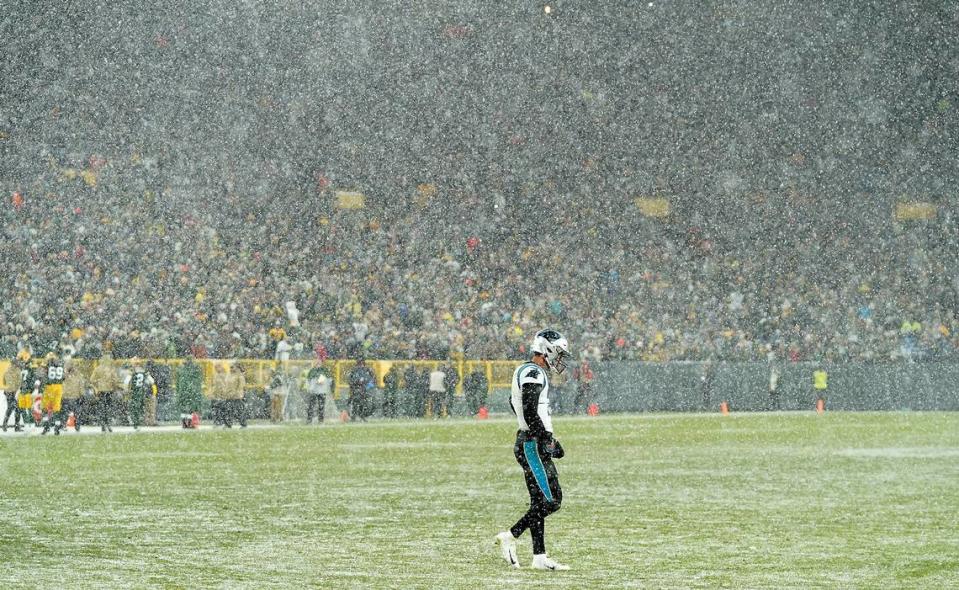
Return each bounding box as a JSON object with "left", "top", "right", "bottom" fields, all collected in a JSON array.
[{"left": 510, "top": 431, "right": 563, "bottom": 555}]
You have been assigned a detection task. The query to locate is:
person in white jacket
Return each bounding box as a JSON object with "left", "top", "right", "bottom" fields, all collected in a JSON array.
[
  {"left": 428, "top": 366, "right": 446, "bottom": 419},
  {"left": 303, "top": 362, "right": 331, "bottom": 424}
]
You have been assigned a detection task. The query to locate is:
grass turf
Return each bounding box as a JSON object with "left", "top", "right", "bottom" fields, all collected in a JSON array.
[{"left": 1, "top": 412, "right": 958, "bottom": 589}]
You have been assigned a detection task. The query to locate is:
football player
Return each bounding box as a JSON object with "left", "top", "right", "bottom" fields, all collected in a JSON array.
[
  {"left": 123, "top": 358, "right": 156, "bottom": 430},
  {"left": 496, "top": 329, "right": 571, "bottom": 571},
  {"left": 17, "top": 355, "right": 41, "bottom": 429},
  {"left": 41, "top": 352, "right": 66, "bottom": 435}
]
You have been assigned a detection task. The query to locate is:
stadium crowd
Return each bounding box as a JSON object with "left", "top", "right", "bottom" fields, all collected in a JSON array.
[
  {"left": 1, "top": 162, "right": 955, "bottom": 365},
  {"left": 1, "top": 2, "right": 956, "bottom": 365}
]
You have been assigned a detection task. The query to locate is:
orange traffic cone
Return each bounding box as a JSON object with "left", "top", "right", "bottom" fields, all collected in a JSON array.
[
  {"left": 340, "top": 410, "right": 350, "bottom": 422},
  {"left": 587, "top": 403, "right": 600, "bottom": 416},
  {"left": 477, "top": 406, "right": 489, "bottom": 420},
  {"left": 190, "top": 412, "right": 200, "bottom": 429},
  {"left": 66, "top": 412, "right": 76, "bottom": 428},
  {"left": 720, "top": 401, "right": 730, "bottom": 415},
  {"left": 816, "top": 398, "right": 825, "bottom": 415}
]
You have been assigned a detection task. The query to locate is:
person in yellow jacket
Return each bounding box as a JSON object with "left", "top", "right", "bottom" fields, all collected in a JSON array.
[
  {"left": 813, "top": 367, "right": 828, "bottom": 408},
  {"left": 89, "top": 351, "right": 123, "bottom": 432},
  {"left": 266, "top": 369, "right": 288, "bottom": 423},
  {"left": 222, "top": 362, "right": 247, "bottom": 428},
  {"left": 61, "top": 358, "right": 88, "bottom": 432},
  {"left": 209, "top": 362, "right": 229, "bottom": 427}
]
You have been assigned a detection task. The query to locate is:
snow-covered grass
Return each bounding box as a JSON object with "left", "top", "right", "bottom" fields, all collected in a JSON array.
[{"left": 1, "top": 412, "right": 957, "bottom": 589}]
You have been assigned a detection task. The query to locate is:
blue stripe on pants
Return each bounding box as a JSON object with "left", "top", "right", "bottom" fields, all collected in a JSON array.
[{"left": 523, "top": 441, "right": 554, "bottom": 502}]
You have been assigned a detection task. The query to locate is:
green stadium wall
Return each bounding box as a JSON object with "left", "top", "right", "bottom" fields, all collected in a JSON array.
[{"left": 487, "top": 362, "right": 959, "bottom": 413}]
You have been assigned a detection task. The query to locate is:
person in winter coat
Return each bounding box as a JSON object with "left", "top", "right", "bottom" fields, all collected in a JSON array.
[
  {"left": 572, "top": 359, "right": 594, "bottom": 414},
  {"left": 428, "top": 366, "right": 446, "bottom": 419},
  {"left": 209, "top": 362, "right": 229, "bottom": 426},
  {"left": 442, "top": 364, "right": 459, "bottom": 418},
  {"left": 267, "top": 369, "right": 289, "bottom": 423},
  {"left": 225, "top": 362, "right": 247, "bottom": 428},
  {"left": 175, "top": 358, "right": 203, "bottom": 428},
  {"left": 62, "top": 358, "right": 91, "bottom": 431},
  {"left": 402, "top": 365, "right": 419, "bottom": 418},
  {"left": 303, "top": 362, "right": 331, "bottom": 424},
  {"left": 2, "top": 353, "right": 26, "bottom": 432},
  {"left": 463, "top": 367, "right": 489, "bottom": 416},
  {"left": 348, "top": 358, "right": 375, "bottom": 421},
  {"left": 382, "top": 365, "right": 400, "bottom": 419},
  {"left": 89, "top": 351, "right": 123, "bottom": 432},
  {"left": 415, "top": 367, "right": 431, "bottom": 417}
]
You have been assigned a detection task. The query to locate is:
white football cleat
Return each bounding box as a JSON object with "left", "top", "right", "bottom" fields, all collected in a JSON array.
[
  {"left": 495, "top": 531, "right": 520, "bottom": 568},
  {"left": 531, "top": 554, "right": 569, "bottom": 571}
]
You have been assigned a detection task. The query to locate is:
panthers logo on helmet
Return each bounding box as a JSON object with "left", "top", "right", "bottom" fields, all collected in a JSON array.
[{"left": 530, "top": 329, "right": 571, "bottom": 373}]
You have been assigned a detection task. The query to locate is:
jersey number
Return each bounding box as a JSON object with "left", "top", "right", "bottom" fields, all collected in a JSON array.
[
  {"left": 47, "top": 366, "right": 64, "bottom": 381},
  {"left": 133, "top": 373, "right": 145, "bottom": 388}
]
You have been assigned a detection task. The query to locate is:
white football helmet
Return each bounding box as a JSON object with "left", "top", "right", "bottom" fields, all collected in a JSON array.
[{"left": 531, "top": 329, "right": 571, "bottom": 373}]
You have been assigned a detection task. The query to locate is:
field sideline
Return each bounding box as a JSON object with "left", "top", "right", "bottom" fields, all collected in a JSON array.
[{"left": 1, "top": 412, "right": 957, "bottom": 589}]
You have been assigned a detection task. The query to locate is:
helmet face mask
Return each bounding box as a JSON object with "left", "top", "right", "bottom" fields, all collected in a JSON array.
[
  {"left": 531, "top": 329, "right": 571, "bottom": 374},
  {"left": 551, "top": 348, "right": 570, "bottom": 374}
]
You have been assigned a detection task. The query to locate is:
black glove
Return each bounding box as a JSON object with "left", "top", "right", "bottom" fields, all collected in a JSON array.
[
  {"left": 540, "top": 436, "right": 564, "bottom": 459},
  {"left": 551, "top": 439, "right": 565, "bottom": 459}
]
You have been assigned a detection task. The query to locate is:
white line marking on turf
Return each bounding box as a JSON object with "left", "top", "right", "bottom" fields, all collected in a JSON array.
[{"left": 836, "top": 447, "right": 959, "bottom": 459}]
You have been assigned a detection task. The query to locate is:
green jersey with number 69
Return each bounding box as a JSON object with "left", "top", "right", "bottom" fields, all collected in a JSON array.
[{"left": 45, "top": 362, "right": 65, "bottom": 385}]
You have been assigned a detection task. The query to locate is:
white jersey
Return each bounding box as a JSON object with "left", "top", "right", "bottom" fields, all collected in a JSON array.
[{"left": 510, "top": 362, "right": 553, "bottom": 434}]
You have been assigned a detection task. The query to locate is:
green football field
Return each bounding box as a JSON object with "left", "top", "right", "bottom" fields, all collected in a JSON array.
[{"left": 1, "top": 412, "right": 958, "bottom": 589}]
